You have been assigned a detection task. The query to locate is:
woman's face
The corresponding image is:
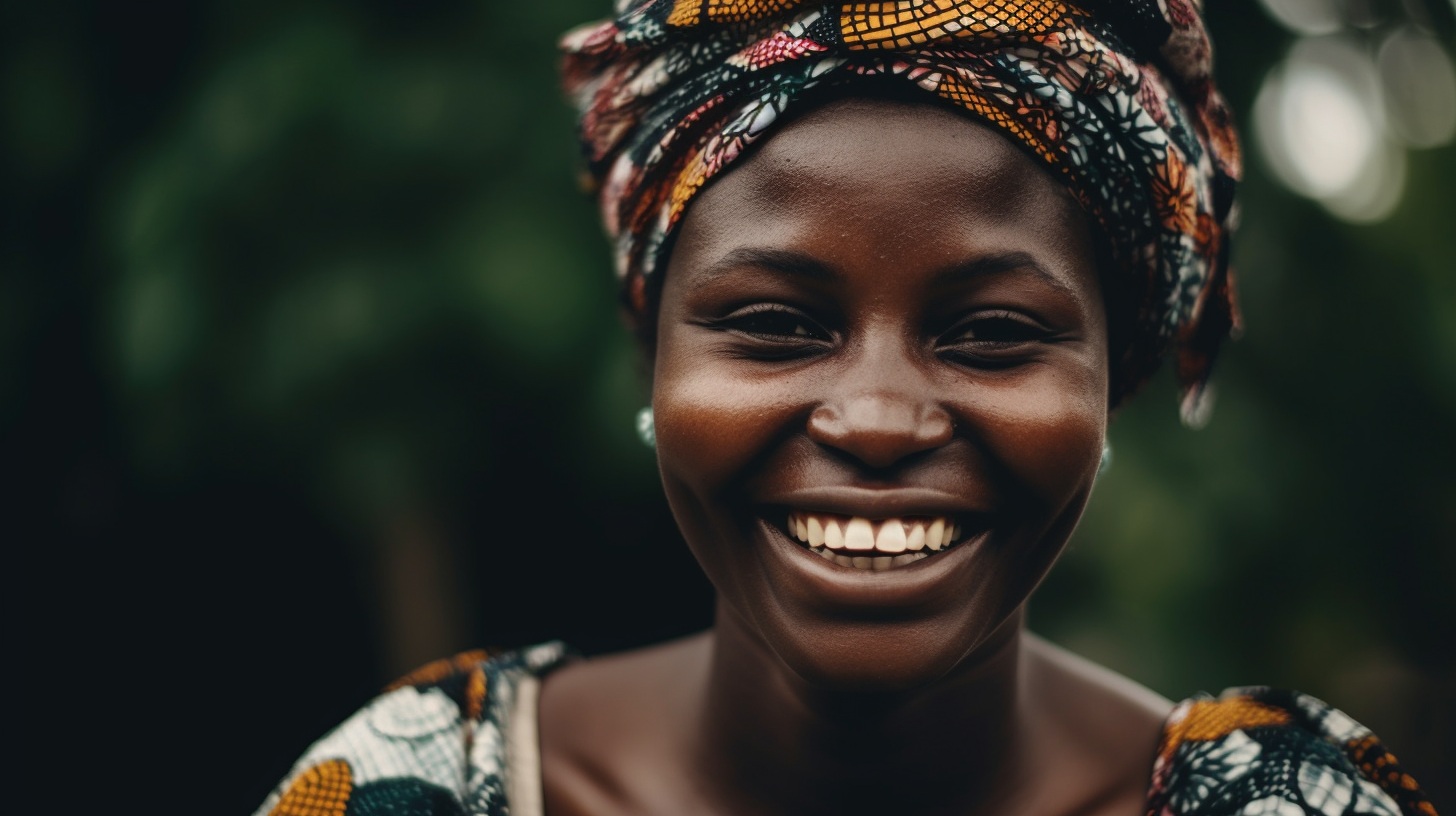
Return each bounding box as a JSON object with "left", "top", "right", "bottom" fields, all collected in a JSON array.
[{"left": 653, "top": 97, "right": 1108, "bottom": 691}]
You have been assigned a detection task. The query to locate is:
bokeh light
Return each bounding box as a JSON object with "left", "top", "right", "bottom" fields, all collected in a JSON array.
[
  {"left": 1255, "top": 36, "right": 1406, "bottom": 221},
  {"left": 1251, "top": 0, "right": 1456, "bottom": 222},
  {"left": 1255, "top": 0, "right": 1342, "bottom": 35},
  {"left": 1378, "top": 26, "right": 1456, "bottom": 148}
]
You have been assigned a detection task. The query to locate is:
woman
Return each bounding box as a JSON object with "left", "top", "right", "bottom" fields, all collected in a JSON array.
[{"left": 254, "top": 2, "right": 1437, "bottom": 815}]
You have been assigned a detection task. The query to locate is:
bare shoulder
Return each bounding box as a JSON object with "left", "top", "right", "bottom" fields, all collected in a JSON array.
[
  {"left": 540, "top": 631, "right": 711, "bottom": 730},
  {"left": 1022, "top": 633, "right": 1174, "bottom": 816},
  {"left": 538, "top": 633, "right": 712, "bottom": 816},
  {"left": 1024, "top": 632, "right": 1174, "bottom": 726}
]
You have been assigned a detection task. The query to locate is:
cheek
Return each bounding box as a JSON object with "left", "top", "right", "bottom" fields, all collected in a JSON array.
[
  {"left": 651, "top": 272, "right": 824, "bottom": 497},
  {"left": 651, "top": 346, "right": 797, "bottom": 496},
  {"left": 649, "top": 328, "right": 809, "bottom": 604},
  {"left": 967, "top": 363, "right": 1107, "bottom": 508}
]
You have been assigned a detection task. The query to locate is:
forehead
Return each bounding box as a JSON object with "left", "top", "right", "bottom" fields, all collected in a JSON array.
[{"left": 666, "top": 96, "right": 1094, "bottom": 286}]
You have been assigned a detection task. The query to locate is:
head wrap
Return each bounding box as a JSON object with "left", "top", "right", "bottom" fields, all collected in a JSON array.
[{"left": 562, "top": 0, "right": 1241, "bottom": 419}]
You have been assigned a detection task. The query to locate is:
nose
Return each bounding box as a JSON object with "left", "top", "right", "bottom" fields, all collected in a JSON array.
[{"left": 806, "top": 353, "right": 954, "bottom": 469}]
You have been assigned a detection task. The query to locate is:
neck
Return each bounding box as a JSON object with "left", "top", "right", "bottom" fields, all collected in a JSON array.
[{"left": 692, "top": 599, "right": 1032, "bottom": 816}]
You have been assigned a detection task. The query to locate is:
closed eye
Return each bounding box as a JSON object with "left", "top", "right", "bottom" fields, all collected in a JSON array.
[
  {"left": 938, "top": 311, "right": 1052, "bottom": 366},
  {"left": 715, "top": 305, "right": 832, "bottom": 342},
  {"left": 947, "top": 314, "right": 1046, "bottom": 343}
]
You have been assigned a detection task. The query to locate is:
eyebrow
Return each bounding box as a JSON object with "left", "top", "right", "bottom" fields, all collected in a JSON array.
[
  {"left": 696, "top": 246, "right": 1081, "bottom": 299},
  {"left": 930, "top": 251, "right": 1081, "bottom": 299},
  {"left": 696, "top": 247, "right": 839, "bottom": 283}
]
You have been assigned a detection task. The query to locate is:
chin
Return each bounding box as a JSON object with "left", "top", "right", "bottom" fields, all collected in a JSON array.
[{"left": 755, "top": 611, "right": 1011, "bottom": 695}]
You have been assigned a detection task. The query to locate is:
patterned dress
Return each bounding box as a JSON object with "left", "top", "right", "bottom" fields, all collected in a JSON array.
[{"left": 254, "top": 644, "right": 1438, "bottom": 816}]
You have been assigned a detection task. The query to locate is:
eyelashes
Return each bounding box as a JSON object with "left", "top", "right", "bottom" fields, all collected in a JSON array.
[
  {"left": 709, "top": 304, "right": 833, "bottom": 343},
  {"left": 936, "top": 310, "right": 1054, "bottom": 367},
  {"left": 704, "top": 304, "right": 1055, "bottom": 366},
  {"left": 940, "top": 310, "right": 1050, "bottom": 345}
]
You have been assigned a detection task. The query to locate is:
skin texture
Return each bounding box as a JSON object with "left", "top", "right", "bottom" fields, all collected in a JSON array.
[{"left": 540, "top": 98, "right": 1172, "bottom": 816}]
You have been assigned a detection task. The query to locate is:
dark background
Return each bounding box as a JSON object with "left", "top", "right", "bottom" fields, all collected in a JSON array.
[{"left": 4, "top": 0, "right": 1452, "bottom": 811}]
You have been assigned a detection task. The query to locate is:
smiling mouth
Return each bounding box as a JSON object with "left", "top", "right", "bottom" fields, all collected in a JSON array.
[{"left": 782, "top": 511, "right": 969, "bottom": 571}]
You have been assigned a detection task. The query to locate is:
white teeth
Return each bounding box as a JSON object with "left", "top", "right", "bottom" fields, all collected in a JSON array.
[
  {"left": 816, "top": 547, "right": 930, "bottom": 570},
  {"left": 844, "top": 518, "right": 876, "bottom": 551},
  {"left": 823, "top": 519, "right": 844, "bottom": 549},
  {"left": 926, "top": 519, "right": 945, "bottom": 551},
  {"left": 906, "top": 523, "right": 925, "bottom": 551},
  {"left": 875, "top": 521, "right": 907, "bottom": 553},
  {"left": 790, "top": 511, "right": 966, "bottom": 567}
]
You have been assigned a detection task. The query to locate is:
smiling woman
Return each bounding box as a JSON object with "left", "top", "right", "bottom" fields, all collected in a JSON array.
[
  {"left": 649, "top": 100, "right": 1108, "bottom": 696},
  {"left": 252, "top": 2, "right": 1439, "bottom": 816}
]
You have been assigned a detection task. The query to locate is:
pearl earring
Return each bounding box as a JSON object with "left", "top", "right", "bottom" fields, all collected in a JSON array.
[{"left": 635, "top": 406, "right": 656, "bottom": 449}]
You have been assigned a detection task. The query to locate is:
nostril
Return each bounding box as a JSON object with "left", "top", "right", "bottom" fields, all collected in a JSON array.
[{"left": 920, "top": 408, "right": 954, "bottom": 445}]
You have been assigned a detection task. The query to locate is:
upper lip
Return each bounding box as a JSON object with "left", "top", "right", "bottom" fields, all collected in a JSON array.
[{"left": 762, "top": 485, "right": 991, "bottom": 520}]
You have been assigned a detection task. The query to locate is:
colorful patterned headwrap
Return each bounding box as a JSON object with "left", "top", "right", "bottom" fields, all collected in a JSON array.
[{"left": 562, "top": 0, "right": 1242, "bottom": 417}]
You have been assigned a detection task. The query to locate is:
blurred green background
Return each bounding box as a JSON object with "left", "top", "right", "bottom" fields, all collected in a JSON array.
[{"left": 4, "top": 0, "right": 1452, "bottom": 810}]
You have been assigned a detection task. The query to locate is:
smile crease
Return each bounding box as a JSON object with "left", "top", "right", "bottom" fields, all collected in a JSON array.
[{"left": 785, "top": 511, "right": 963, "bottom": 571}]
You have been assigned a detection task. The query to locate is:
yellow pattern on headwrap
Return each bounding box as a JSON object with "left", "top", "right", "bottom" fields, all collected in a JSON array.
[
  {"left": 669, "top": 0, "right": 808, "bottom": 27},
  {"left": 841, "top": 0, "right": 1066, "bottom": 49}
]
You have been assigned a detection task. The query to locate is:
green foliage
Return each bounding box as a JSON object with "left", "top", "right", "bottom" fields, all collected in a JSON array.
[{"left": 102, "top": 1, "right": 639, "bottom": 515}]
